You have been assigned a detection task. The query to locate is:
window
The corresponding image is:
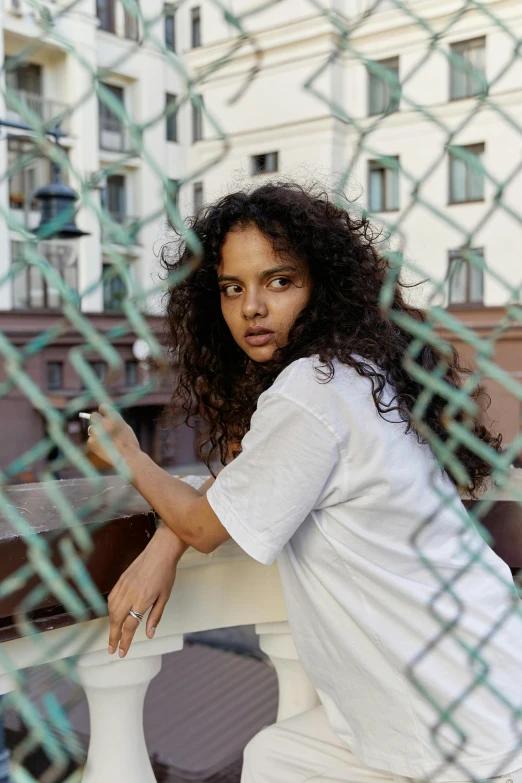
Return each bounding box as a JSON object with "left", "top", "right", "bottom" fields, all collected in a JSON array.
[
  {"left": 47, "top": 362, "right": 63, "bottom": 391},
  {"left": 125, "top": 360, "right": 138, "bottom": 386},
  {"left": 166, "top": 93, "right": 178, "bottom": 142},
  {"left": 89, "top": 361, "right": 108, "bottom": 382},
  {"left": 251, "top": 152, "right": 278, "bottom": 175},
  {"left": 167, "top": 179, "right": 179, "bottom": 208},
  {"left": 450, "top": 38, "right": 486, "bottom": 100},
  {"left": 449, "top": 143, "right": 484, "bottom": 203},
  {"left": 97, "top": 0, "right": 115, "bottom": 32},
  {"left": 5, "top": 59, "right": 42, "bottom": 94},
  {"left": 101, "top": 174, "right": 126, "bottom": 222},
  {"left": 8, "top": 137, "right": 53, "bottom": 211},
  {"left": 124, "top": 0, "right": 139, "bottom": 41},
  {"left": 192, "top": 95, "right": 203, "bottom": 142},
  {"left": 99, "top": 84, "right": 130, "bottom": 152},
  {"left": 103, "top": 263, "right": 126, "bottom": 312},
  {"left": 191, "top": 6, "right": 201, "bottom": 48},
  {"left": 368, "top": 157, "right": 399, "bottom": 212},
  {"left": 368, "top": 57, "right": 400, "bottom": 116},
  {"left": 165, "top": 4, "right": 176, "bottom": 51},
  {"left": 448, "top": 247, "right": 484, "bottom": 307},
  {"left": 193, "top": 181, "right": 204, "bottom": 211},
  {"left": 11, "top": 240, "right": 78, "bottom": 310}
]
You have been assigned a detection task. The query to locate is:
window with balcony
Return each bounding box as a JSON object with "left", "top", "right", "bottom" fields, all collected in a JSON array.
[
  {"left": 450, "top": 37, "right": 486, "bottom": 100},
  {"left": 8, "top": 138, "right": 53, "bottom": 212},
  {"left": 192, "top": 95, "right": 203, "bottom": 142},
  {"left": 191, "top": 6, "right": 201, "bottom": 48},
  {"left": 449, "top": 143, "right": 485, "bottom": 203},
  {"left": 368, "top": 57, "right": 400, "bottom": 116},
  {"left": 5, "top": 59, "right": 41, "bottom": 94},
  {"left": 103, "top": 263, "right": 127, "bottom": 312},
  {"left": 448, "top": 247, "right": 484, "bottom": 307},
  {"left": 4, "top": 59, "right": 69, "bottom": 132},
  {"left": 124, "top": 0, "right": 140, "bottom": 41},
  {"left": 47, "top": 362, "right": 63, "bottom": 391},
  {"left": 99, "top": 83, "right": 130, "bottom": 152},
  {"left": 97, "top": 0, "right": 115, "bottom": 32},
  {"left": 11, "top": 240, "right": 78, "bottom": 310},
  {"left": 368, "top": 157, "right": 399, "bottom": 212},
  {"left": 193, "top": 181, "right": 204, "bottom": 211},
  {"left": 165, "top": 4, "right": 176, "bottom": 51},
  {"left": 251, "top": 152, "right": 278, "bottom": 175},
  {"left": 125, "top": 360, "right": 138, "bottom": 386},
  {"left": 166, "top": 93, "right": 178, "bottom": 142}
]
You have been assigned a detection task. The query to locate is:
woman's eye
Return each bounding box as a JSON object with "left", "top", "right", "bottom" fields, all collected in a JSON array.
[
  {"left": 269, "top": 278, "right": 290, "bottom": 289},
  {"left": 220, "top": 285, "right": 241, "bottom": 296}
]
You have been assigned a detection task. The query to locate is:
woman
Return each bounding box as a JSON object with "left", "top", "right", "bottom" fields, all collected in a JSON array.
[{"left": 88, "top": 183, "right": 522, "bottom": 783}]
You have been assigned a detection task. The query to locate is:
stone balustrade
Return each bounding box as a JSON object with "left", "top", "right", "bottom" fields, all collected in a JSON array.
[{"left": 0, "top": 470, "right": 521, "bottom": 782}]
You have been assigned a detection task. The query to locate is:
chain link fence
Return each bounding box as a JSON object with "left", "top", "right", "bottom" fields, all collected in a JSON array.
[{"left": 0, "top": 0, "right": 521, "bottom": 781}]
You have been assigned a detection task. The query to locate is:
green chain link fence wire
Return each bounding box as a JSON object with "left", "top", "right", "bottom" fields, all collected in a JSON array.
[{"left": 0, "top": 0, "right": 521, "bottom": 780}]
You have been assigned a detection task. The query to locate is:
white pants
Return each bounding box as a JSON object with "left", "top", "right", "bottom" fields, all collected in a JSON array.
[{"left": 241, "top": 705, "right": 522, "bottom": 783}]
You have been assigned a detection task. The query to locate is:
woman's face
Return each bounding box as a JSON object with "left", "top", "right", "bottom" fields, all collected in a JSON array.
[{"left": 217, "top": 225, "right": 313, "bottom": 363}]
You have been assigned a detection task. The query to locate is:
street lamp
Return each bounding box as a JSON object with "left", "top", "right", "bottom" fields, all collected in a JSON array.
[{"left": 0, "top": 118, "right": 89, "bottom": 240}]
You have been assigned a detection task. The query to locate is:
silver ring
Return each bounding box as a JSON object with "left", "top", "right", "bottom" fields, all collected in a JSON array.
[
  {"left": 88, "top": 425, "right": 92, "bottom": 437},
  {"left": 128, "top": 609, "right": 144, "bottom": 623}
]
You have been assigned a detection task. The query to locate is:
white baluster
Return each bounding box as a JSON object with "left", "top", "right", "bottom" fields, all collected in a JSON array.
[
  {"left": 255, "top": 621, "right": 319, "bottom": 722},
  {"left": 76, "top": 634, "right": 183, "bottom": 783}
]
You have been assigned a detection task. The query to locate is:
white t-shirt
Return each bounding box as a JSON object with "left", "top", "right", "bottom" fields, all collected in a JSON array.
[{"left": 206, "top": 356, "right": 522, "bottom": 782}]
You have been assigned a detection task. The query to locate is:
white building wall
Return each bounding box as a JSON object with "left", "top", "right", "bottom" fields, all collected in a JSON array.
[{"left": 1, "top": 0, "right": 521, "bottom": 314}]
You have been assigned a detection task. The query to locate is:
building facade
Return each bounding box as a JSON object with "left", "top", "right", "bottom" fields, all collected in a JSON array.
[
  {"left": 0, "top": 0, "right": 521, "bottom": 479},
  {"left": 184, "top": 0, "right": 522, "bottom": 443}
]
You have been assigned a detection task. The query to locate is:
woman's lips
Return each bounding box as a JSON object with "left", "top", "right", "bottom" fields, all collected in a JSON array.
[{"left": 244, "top": 331, "right": 274, "bottom": 346}]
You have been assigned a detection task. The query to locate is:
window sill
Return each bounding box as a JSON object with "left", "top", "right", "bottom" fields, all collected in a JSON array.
[
  {"left": 447, "top": 302, "right": 485, "bottom": 311},
  {"left": 448, "top": 198, "right": 484, "bottom": 205}
]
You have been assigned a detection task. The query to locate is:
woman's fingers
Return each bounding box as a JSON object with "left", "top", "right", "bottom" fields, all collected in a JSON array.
[
  {"left": 146, "top": 593, "right": 169, "bottom": 639},
  {"left": 118, "top": 609, "right": 146, "bottom": 658}
]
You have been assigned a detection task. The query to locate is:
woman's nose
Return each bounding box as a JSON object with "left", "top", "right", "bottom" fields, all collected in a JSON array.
[{"left": 242, "top": 292, "right": 268, "bottom": 319}]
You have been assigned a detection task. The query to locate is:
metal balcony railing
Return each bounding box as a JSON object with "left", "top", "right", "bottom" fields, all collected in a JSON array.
[
  {"left": 101, "top": 212, "right": 140, "bottom": 244},
  {"left": 5, "top": 89, "right": 70, "bottom": 135},
  {"left": 99, "top": 116, "right": 134, "bottom": 153}
]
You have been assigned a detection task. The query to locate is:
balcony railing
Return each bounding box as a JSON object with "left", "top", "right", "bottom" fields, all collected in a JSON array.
[
  {"left": 5, "top": 89, "right": 70, "bottom": 135},
  {"left": 99, "top": 116, "right": 134, "bottom": 153},
  {"left": 0, "top": 471, "right": 521, "bottom": 783},
  {"left": 101, "top": 212, "right": 140, "bottom": 244}
]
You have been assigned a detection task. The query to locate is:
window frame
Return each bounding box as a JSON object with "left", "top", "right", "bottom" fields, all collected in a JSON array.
[
  {"left": 367, "top": 56, "right": 400, "bottom": 117},
  {"left": 251, "top": 152, "right": 279, "bottom": 175},
  {"left": 447, "top": 247, "right": 485, "bottom": 309},
  {"left": 192, "top": 95, "right": 203, "bottom": 142},
  {"left": 191, "top": 6, "right": 201, "bottom": 48},
  {"left": 96, "top": 0, "right": 116, "bottom": 33},
  {"left": 368, "top": 156, "right": 400, "bottom": 212},
  {"left": 448, "top": 142, "right": 485, "bottom": 204},
  {"left": 166, "top": 93, "right": 178, "bottom": 142},
  {"left": 193, "top": 181, "right": 204, "bottom": 211},
  {"left": 124, "top": 0, "right": 140, "bottom": 41},
  {"left": 449, "top": 37, "right": 486, "bottom": 101},
  {"left": 165, "top": 4, "right": 176, "bottom": 51},
  {"left": 47, "top": 361, "right": 64, "bottom": 391}
]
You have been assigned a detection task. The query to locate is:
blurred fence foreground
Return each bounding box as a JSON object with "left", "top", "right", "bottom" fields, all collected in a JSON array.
[{"left": 1, "top": 0, "right": 522, "bottom": 781}]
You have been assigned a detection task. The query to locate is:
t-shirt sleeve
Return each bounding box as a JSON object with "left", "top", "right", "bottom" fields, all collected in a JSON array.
[{"left": 206, "top": 392, "right": 341, "bottom": 565}]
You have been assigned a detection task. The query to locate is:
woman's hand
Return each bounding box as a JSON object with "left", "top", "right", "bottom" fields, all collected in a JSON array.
[
  {"left": 87, "top": 403, "right": 141, "bottom": 469},
  {"left": 107, "top": 524, "right": 188, "bottom": 658}
]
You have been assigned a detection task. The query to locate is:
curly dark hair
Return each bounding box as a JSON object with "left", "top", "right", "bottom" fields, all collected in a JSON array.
[{"left": 156, "top": 181, "right": 501, "bottom": 496}]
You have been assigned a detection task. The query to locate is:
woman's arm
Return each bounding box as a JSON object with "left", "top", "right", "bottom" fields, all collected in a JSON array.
[{"left": 126, "top": 450, "right": 230, "bottom": 553}]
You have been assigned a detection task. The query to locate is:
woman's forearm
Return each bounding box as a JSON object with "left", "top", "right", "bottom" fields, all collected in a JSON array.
[{"left": 127, "top": 449, "right": 212, "bottom": 549}]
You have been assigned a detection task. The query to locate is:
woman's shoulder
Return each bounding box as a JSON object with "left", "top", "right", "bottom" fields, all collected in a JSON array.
[{"left": 261, "top": 355, "right": 365, "bottom": 425}]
